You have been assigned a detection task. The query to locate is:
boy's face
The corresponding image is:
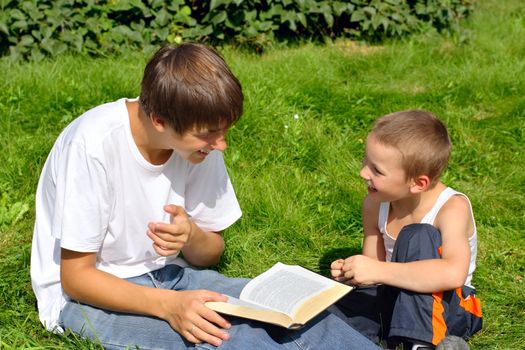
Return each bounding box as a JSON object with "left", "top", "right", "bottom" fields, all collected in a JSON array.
[
  {"left": 165, "top": 124, "right": 229, "bottom": 164},
  {"left": 359, "top": 135, "right": 412, "bottom": 201}
]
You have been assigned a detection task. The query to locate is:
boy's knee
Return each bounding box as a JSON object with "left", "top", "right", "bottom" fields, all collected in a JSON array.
[
  {"left": 398, "top": 223, "right": 440, "bottom": 240},
  {"left": 392, "top": 224, "right": 442, "bottom": 262}
]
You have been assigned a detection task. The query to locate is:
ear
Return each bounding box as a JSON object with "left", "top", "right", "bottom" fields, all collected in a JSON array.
[
  {"left": 150, "top": 114, "right": 167, "bottom": 132},
  {"left": 410, "top": 175, "right": 430, "bottom": 194}
]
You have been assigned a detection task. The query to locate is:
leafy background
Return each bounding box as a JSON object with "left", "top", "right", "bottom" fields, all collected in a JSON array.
[{"left": 1, "top": 0, "right": 474, "bottom": 60}]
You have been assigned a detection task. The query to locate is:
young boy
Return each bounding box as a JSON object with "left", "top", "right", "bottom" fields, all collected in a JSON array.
[
  {"left": 330, "top": 110, "right": 482, "bottom": 349},
  {"left": 30, "top": 42, "right": 378, "bottom": 350}
]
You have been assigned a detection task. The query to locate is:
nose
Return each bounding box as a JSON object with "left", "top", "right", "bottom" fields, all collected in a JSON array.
[{"left": 359, "top": 165, "right": 368, "bottom": 180}]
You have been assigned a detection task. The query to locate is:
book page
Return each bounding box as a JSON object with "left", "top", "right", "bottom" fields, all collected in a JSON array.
[
  {"left": 223, "top": 296, "right": 274, "bottom": 311},
  {"left": 239, "top": 263, "right": 333, "bottom": 315}
]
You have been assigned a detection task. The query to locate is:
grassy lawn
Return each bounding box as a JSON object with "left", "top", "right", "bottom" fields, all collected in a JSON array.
[{"left": 1, "top": 0, "right": 524, "bottom": 348}]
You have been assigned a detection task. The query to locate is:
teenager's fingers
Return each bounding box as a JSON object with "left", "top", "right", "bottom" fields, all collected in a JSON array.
[
  {"left": 164, "top": 204, "right": 187, "bottom": 217},
  {"left": 185, "top": 300, "right": 230, "bottom": 346},
  {"left": 149, "top": 222, "right": 185, "bottom": 237},
  {"left": 189, "top": 324, "right": 227, "bottom": 347},
  {"left": 195, "top": 289, "right": 228, "bottom": 302},
  {"left": 201, "top": 305, "right": 231, "bottom": 329},
  {"left": 148, "top": 231, "right": 183, "bottom": 249},
  {"left": 148, "top": 228, "right": 186, "bottom": 244},
  {"left": 147, "top": 226, "right": 188, "bottom": 250},
  {"left": 183, "top": 328, "right": 201, "bottom": 345},
  {"left": 151, "top": 244, "right": 179, "bottom": 257}
]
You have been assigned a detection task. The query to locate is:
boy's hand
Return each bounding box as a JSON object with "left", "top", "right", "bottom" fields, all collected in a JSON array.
[
  {"left": 147, "top": 205, "right": 194, "bottom": 256},
  {"left": 330, "top": 259, "right": 347, "bottom": 282},
  {"left": 340, "top": 255, "right": 380, "bottom": 286},
  {"left": 160, "top": 290, "right": 231, "bottom": 346}
]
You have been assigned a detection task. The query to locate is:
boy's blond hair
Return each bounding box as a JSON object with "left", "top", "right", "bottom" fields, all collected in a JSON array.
[{"left": 370, "top": 110, "right": 451, "bottom": 188}]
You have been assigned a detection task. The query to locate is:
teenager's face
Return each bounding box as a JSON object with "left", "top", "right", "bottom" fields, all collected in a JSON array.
[
  {"left": 359, "top": 134, "right": 412, "bottom": 201},
  {"left": 166, "top": 125, "right": 229, "bottom": 164}
]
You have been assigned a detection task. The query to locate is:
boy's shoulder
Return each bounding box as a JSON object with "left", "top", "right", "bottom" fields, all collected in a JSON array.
[
  {"left": 434, "top": 185, "right": 471, "bottom": 211},
  {"left": 438, "top": 191, "right": 471, "bottom": 217},
  {"left": 433, "top": 186, "right": 474, "bottom": 234}
]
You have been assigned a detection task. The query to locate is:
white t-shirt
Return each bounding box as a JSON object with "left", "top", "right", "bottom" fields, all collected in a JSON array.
[{"left": 30, "top": 98, "right": 242, "bottom": 332}]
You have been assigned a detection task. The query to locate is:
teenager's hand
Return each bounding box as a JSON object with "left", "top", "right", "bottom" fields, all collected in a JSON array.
[
  {"left": 160, "top": 290, "right": 231, "bottom": 346},
  {"left": 341, "top": 255, "right": 381, "bottom": 286},
  {"left": 147, "top": 205, "right": 194, "bottom": 256}
]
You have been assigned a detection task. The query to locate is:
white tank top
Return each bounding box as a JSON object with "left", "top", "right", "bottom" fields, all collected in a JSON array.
[{"left": 378, "top": 187, "right": 477, "bottom": 287}]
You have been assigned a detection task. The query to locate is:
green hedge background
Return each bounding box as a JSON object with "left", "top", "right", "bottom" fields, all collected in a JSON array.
[{"left": 1, "top": 0, "right": 475, "bottom": 61}]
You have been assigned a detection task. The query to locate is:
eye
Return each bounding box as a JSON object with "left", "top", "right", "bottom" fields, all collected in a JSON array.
[{"left": 373, "top": 166, "right": 384, "bottom": 176}]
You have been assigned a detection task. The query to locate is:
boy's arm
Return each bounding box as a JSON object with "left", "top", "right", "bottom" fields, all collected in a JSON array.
[
  {"left": 365, "top": 195, "right": 472, "bottom": 292},
  {"left": 361, "top": 194, "right": 386, "bottom": 261},
  {"left": 331, "top": 195, "right": 385, "bottom": 283},
  {"left": 60, "top": 249, "right": 230, "bottom": 346}
]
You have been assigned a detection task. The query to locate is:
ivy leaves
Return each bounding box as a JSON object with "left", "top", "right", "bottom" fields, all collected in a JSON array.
[{"left": 0, "top": 0, "right": 475, "bottom": 61}]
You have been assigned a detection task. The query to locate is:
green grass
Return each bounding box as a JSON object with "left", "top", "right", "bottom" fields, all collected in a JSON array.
[{"left": 1, "top": 0, "right": 524, "bottom": 348}]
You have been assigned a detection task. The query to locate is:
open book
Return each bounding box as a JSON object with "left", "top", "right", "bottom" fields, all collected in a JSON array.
[{"left": 205, "top": 262, "right": 353, "bottom": 329}]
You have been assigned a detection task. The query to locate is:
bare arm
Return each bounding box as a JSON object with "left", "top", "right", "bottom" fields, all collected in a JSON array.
[
  {"left": 361, "top": 194, "right": 386, "bottom": 261},
  {"left": 60, "top": 249, "right": 230, "bottom": 346},
  {"left": 341, "top": 195, "right": 472, "bottom": 292},
  {"left": 331, "top": 195, "right": 385, "bottom": 283},
  {"left": 61, "top": 249, "right": 167, "bottom": 316},
  {"left": 377, "top": 195, "right": 471, "bottom": 292},
  {"left": 182, "top": 223, "right": 225, "bottom": 267}
]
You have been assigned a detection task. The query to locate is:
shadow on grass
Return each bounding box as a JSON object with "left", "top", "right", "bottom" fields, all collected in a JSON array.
[{"left": 318, "top": 246, "right": 362, "bottom": 277}]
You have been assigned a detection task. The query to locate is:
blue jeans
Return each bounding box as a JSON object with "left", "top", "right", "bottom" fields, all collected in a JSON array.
[{"left": 59, "top": 265, "right": 379, "bottom": 349}]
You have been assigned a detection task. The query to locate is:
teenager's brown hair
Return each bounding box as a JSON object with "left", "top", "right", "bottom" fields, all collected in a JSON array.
[
  {"left": 139, "top": 42, "right": 243, "bottom": 134},
  {"left": 370, "top": 110, "right": 451, "bottom": 187}
]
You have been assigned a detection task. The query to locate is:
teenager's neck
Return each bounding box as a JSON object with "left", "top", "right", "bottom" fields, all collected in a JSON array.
[
  {"left": 389, "top": 182, "right": 447, "bottom": 220},
  {"left": 126, "top": 100, "right": 173, "bottom": 165}
]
